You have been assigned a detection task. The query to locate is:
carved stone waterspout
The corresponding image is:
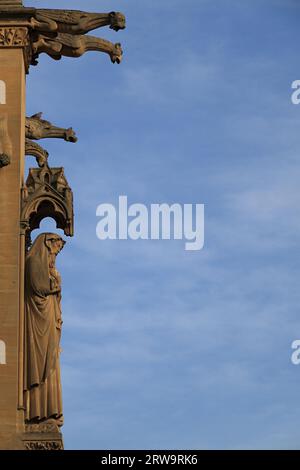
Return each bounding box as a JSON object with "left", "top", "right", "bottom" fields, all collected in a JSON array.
[
  {"left": 32, "top": 34, "right": 123, "bottom": 64},
  {"left": 31, "top": 9, "right": 126, "bottom": 34},
  {"left": 25, "top": 113, "right": 77, "bottom": 142}
]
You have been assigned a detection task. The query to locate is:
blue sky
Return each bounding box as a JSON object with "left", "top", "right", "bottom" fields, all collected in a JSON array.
[{"left": 25, "top": 0, "right": 300, "bottom": 449}]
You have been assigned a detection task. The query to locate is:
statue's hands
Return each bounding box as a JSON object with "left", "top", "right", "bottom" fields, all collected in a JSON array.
[
  {"left": 50, "top": 287, "right": 61, "bottom": 295},
  {"left": 50, "top": 281, "right": 61, "bottom": 295},
  {"left": 50, "top": 274, "right": 61, "bottom": 294}
]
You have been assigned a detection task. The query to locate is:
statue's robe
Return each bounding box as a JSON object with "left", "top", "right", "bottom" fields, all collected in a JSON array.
[{"left": 24, "top": 234, "right": 63, "bottom": 424}]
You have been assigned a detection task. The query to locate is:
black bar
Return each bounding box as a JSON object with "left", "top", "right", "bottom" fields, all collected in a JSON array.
[{"left": 0, "top": 450, "right": 300, "bottom": 466}]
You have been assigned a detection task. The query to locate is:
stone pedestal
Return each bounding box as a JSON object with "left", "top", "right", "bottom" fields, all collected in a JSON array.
[{"left": 22, "top": 423, "right": 64, "bottom": 450}]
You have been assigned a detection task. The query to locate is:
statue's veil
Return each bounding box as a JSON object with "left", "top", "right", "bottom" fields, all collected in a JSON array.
[{"left": 25, "top": 233, "right": 50, "bottom": 296}]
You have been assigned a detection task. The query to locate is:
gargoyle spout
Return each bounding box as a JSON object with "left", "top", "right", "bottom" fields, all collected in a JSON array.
[
  {"left": 37, "top": 125, "right": 77, "bottom": 142},
  {"left": 31, "top": 34, "right": 123, "bottom": 65},
  {"left": 31, "top": 9, "right": 126, "bottom": 35},
  {"left": 25, "top": 113, "right": 78, "bottom": 143}
]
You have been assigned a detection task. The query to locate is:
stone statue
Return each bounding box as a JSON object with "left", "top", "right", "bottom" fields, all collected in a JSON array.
[
  {"left": 32, "top": 34, "right": 123, "bottom": 64},
  {"left": 26, "top": 113, "right": 77, "bottom": 142},
  {"left": 31, "top": 10, "right": 126, "bottom": 34},
  {"left": 25, "top": 138, "right": 49, "bottom": 167},
  {"left": 24, "top": 233, "right": 65, "bottom": 428},
  {"left": 0, "top": 114, "right": 12, "bottom": 168}
]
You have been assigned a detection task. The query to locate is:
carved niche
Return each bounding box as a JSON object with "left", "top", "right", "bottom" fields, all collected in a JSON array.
[{"left": 21, "top": 165, "right": 74, "bottom": 248}]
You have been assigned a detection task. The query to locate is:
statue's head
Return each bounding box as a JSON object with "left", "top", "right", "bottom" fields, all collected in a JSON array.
[
  {"left": 110, "top": 43, "right": 123, "bottom": 64},
  {"left": 44, "top": 233, "right": 66, "bottom": 256},
  {"left": 109, "top": 12, "right": 126, "bottom": 31}
]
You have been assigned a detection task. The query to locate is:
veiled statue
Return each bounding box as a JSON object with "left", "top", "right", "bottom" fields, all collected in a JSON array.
[{"left": 24, "top": 233, "right": 66, "bottom": 428}]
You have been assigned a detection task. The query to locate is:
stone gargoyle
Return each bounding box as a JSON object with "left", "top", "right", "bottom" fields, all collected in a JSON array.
[
  {"left": 32, "top": 34, "right": 123, "bottom": 64},
  {"left": 26, "top": 113, "right": 77, "bottom": 142},
  {"left": 25, "top": 139, "right": 49, "bottom": 168},
  {"left": 31, "top": 9, "right": 126, "bottom": 35}
]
